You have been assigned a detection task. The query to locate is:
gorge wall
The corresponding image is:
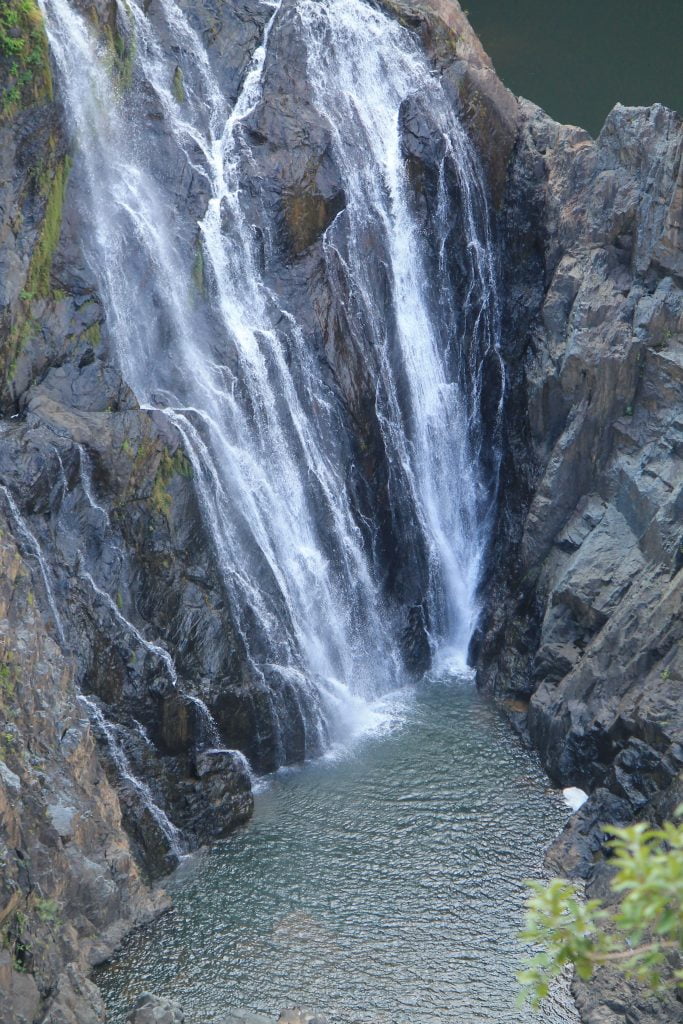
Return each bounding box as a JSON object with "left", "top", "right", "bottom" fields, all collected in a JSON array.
[
  {"left": 0, "top": 1, "right": 681, "bottom": 1023},
  {"left": 477, "top": 94, "right": 683, "bottom": 1024}
]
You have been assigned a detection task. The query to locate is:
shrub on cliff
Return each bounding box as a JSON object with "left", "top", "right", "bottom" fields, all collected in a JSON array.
[
  {"left": 518, "top": 809, "right": 683, "bottom": 1006},
  {"left": 0, "top": 0, "right": 51, "bottom": 117}
]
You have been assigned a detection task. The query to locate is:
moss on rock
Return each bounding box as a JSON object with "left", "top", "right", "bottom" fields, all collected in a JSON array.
[
  {"left": 0, "top": 0, "right": 52, "bottom": 121},
  {"left": 24, "top": 153, "right": 72, "bottom": 300}
]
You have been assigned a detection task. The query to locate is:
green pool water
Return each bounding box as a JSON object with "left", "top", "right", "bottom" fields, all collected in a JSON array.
[
  {"left": 97, "top": 679, "right": 578, "bottom": 1024},
  {"left": 465, "top": 0, "right": 683, "bottom": 135}
]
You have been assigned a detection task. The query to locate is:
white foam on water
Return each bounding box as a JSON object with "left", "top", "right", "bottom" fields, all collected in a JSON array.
[{"left": 562, "top": 786, "right": 589, "bottom": 812}]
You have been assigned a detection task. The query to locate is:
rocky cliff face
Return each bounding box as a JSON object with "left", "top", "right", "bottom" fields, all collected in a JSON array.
[
  {"left": 481, "top": 99, "right": 683, "bottom": 798},
  {"left": 480, "top": 92, "right": 683, "bottom": 819},
  {"left": 477, "top": 68, "right": 683, "bottom": 1024},
  {"left": 0, "top": 0, "right": 681, "bottom": 1022}
]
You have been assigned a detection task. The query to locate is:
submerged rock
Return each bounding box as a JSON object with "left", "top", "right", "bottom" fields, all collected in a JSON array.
[
  {"left": 278, "top": 1010, "right": 329, "bottom": 1024},
  {"left": 127, "top": 994, "right": 184, "bottom": 1024}
]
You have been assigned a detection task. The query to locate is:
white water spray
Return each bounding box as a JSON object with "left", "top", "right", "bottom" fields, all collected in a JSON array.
[{"left": 1, "top": 484, "right": 65, "bottom": 642}]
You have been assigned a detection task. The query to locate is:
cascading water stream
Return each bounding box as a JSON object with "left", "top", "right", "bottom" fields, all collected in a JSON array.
[
  {"left": 297, "top": 0, "right": 504, "bottom": 661},
  {"left": 39, "top": 0, "right": 504, "bottom": 756},
  {"left": 0, "top": 484, "right": 65, "bottom": 642},
  {"left": 78, "top": 694, "right": 184, "bottom": 858}
]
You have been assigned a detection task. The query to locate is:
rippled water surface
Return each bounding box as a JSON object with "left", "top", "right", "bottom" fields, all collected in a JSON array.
[{"left": 98, "top": 680, "right": 577, "bottom": 1023}]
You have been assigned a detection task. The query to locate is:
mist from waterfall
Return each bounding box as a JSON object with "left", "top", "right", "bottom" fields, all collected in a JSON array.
[{"left": 40, "top": 0, "right": 503, "bottom": 755}]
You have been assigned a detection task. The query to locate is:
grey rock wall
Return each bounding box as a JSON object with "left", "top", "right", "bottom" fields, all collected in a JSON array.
[
  {"left": 479, "top": 98, "right": 683, "bottom": 812},
  {"left": 477, "top": 88, "right": 683, "bottom": 1024}
]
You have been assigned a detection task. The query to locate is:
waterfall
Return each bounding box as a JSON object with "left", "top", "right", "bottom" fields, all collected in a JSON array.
[
  {"left": 1, "top": 484, "right": 65, "bottom": 642},
  {"left": 39, "top": 0, "right": 503, "bottom": 755},
  {"left": 77, "top": 445, "right": 110, "bottom": 526},
  {"left": 78, "top": 694, "right": 184, "bottom": 859},
  {"left": 79, "top": 567, "right": 179, "bottom": 687}
]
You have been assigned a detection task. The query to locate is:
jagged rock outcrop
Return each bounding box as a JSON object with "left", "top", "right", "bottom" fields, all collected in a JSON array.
[
  {"left": 478, "top": 98, "right": 683, "bottom": 823},
  {"left": 126, "top": 993, "right": 184, "bottom": 1024},
  {"left": 0, "top": 502, "right": 166, "bottom": 1024},
  {"left": 477, "top": 79, "right": 683, "bottom": 1024}
]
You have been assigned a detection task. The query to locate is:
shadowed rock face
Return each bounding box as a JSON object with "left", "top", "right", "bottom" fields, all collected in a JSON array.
[
  {"left": 476, "top": 98, "right": 683, "bottom": 1024},
  {"left": 477, "top": 98, "right": 683, "bottom": 808},
  {"left": 0, "top": 0, "right": 681, "bottom": 1022}
]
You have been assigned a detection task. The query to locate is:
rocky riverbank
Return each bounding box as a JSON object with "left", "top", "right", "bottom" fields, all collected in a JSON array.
[{"left": 0, "top": 0, "right": 681, "bottom": 1022}]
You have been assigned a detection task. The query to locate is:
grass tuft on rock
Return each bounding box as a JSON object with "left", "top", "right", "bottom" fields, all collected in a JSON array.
[{"left": 24, "top": 154, "right": 72, "bottom": 300}]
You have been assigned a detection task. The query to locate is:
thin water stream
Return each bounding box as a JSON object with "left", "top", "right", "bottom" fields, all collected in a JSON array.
[{"left": 97, "top": 680, "right": 578, "bottom": 1024}]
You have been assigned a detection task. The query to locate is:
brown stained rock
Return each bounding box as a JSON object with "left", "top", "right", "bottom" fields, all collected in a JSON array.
[
  {"left": 377, "top": 0, "right": 520, "bottom": 205},
  {"left": 283, "top": 188, "right": 345, "bottom": 257},
  {"left": 0, "top": 507, "right": 165, "bottom": 1024}
]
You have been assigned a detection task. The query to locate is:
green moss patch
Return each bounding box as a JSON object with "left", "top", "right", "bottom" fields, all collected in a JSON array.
[
  {"left": 24, "top": 154, "right": 72, "bottom": 301},
  {"left": 150, "top": 448, "right": 193, "bottom": 520},
  {"left": 0, "top": 0, "right": 52, "bottom": 120},
  {"left": 172, "top": 65, "right": 185, "bottom": 104}
]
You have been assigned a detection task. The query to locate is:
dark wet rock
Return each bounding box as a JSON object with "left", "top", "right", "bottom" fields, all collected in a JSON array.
[
  {"left": 474, "top": 90, "right": 683, "bottom": 1024},
  {"left": 40, "top": 965, "right": 107, "bottom": 1024},
  {"left": 0, "top": 503, "right": 164, "bottom": 1024},
  {"left": 478, "top": 98, "right": 683, "bottom": 825},
  {"left": 174, "top": 747, "right": 254, "bottom": 842},
  {"left": 545, "top": 788, "right": 632, "bottom": 879}
]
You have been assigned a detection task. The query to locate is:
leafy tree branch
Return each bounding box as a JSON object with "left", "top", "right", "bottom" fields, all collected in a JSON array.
[{"left": 518, "top": 806, "right": 683, "bottom": 1007}]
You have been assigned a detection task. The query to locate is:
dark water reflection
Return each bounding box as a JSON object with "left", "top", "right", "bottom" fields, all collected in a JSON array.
[
  {"left": 98, "top": 680, "right": 578, "bottom": 1024},
  {"left": 466, "top": 0, "right": 683, "bottom": 135}
]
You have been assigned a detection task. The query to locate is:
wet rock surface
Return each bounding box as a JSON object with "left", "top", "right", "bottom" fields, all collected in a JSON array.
[
  {"left": 0, "top": 503, "right": 164, "bottom": 1024},
  {"left": 477, "top": 83, "right": 683, "bottom": 1024},
  {"left": 479, "top": 97, "right": 683, "bottom": 819}
]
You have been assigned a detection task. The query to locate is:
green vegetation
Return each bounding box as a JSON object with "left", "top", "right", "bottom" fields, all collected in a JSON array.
[
  {"left": 23, "top": 154, "right": 72, "bottom": 300},
  {"left": 3, "top": 314, "right": 34, "bottom": 388},
  {"left": 518, "top": 810, "right": 683, "bottom": 1006},
  {"left": 0, "top": 0, "right": 52, "bottom": 119},
  {"left": 192, "top": 235, "right": 206, "bottom": 297},
  {"left": 0, "top": 649, "right": 17, "bottom": 705},
  {"left": 81, "top": 321, "right": 101, "bottom": 347},
  {"left": 151, "top": 447, "right": 192, "bottom": 519},
  {"left": 34, "top": 896, "right": 60, "bottom": 924},
  {"left": 1, "top": 907, "right": 30, "bottom": 972},
  {"left": 102, "top": 10, "right": 136, "bottom": 93},
  {"left": 2, "top": 151, "right": 72, "bottom": 388}
]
